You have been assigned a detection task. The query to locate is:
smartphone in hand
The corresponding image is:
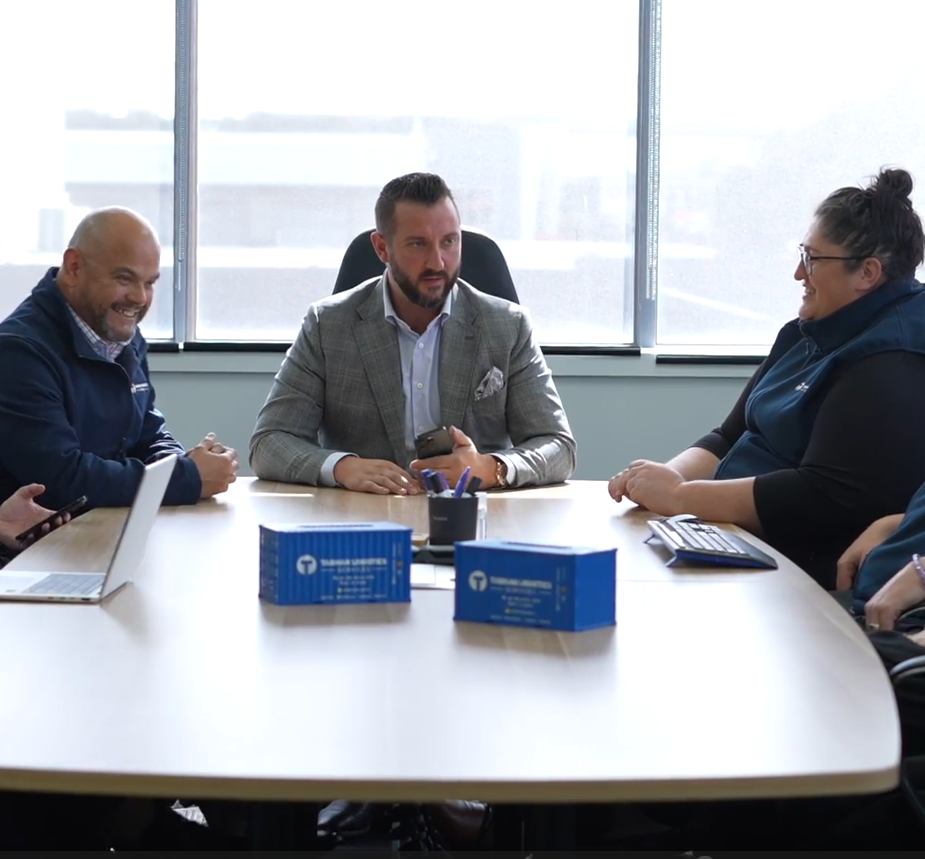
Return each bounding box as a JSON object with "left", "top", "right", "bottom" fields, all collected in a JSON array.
[
  {"left": 414, "top": 426, "right": 454, "bottom": 459},
  {"left": 15, "top": 495, "right": 87, "bottom": 545}
]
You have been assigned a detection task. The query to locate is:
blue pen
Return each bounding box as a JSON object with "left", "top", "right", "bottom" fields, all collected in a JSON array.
[
  {"left": 421, "top": 469, "right": 437, "bottom": 493},
  {"left": 454, "top": 466, "right": 472, "bottom": 498},
  {"left": 435, "top": 471, "right": 450, "bottom": 493}
]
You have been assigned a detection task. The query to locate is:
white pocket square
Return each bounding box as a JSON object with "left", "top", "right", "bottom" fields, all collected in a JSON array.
[{"left": 475, "top": 366, "right": 504, "bottom": 401}]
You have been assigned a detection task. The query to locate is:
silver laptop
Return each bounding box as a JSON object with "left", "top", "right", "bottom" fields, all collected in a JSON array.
[{"left": 0, "top": 454, "right": 177, "bottom": 603}]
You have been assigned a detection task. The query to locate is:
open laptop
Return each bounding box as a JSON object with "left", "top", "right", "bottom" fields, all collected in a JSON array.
[{"left": 0, "top": 454, "right": 177, "bottom": 603}]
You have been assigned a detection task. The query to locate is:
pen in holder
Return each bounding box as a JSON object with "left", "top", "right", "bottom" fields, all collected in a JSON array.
[{"left": 428, "top": 493, "right": 481, "bottom": 545}]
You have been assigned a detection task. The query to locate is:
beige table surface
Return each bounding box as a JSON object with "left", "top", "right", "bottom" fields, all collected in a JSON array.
[{"left": 0, "top": 479, "right": 899, "bottom": 802}]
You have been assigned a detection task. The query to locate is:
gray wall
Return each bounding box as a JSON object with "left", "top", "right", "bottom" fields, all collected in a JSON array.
[{"left": 148, "top": 353, "right": 753, "bottom": 479}]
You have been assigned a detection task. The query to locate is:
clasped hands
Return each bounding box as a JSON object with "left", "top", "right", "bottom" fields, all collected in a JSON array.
[
  {"left": 334, "top": 426, "right": 495, "bottom": 496},
  {"left": 187, "top": 432, "right": 239, "bottom": 499},
  {"left": 608, "top": 459, "right": 687, "bottom": 515}
]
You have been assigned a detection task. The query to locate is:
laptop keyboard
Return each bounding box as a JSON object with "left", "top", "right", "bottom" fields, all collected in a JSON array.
[{"left": 23, "top": 573, "right": 105, "bottom": 596}]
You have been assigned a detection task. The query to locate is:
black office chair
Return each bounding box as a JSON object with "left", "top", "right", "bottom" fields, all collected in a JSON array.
[{"left": 332, "top": 227, "right": 520, "bottom": 304}]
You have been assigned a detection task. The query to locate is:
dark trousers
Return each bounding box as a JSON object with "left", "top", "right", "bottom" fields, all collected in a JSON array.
[
  {"left": 0, "top": 790, "right": 125, "bottom": 849},
  {"left": 0, "top": 792, "right": 239, "bottom": 850}
]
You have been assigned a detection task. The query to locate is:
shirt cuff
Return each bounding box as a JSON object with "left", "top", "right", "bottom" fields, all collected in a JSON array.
[
  {"left": 320, "top": 452, "right": 356, "bottom": 487},
  {"left": 493, "top": 454, "right": 517, "bottom": 488}
]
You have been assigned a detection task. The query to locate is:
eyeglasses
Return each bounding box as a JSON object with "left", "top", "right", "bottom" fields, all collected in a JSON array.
[{"left": 798, "top": 244, "right": 869, "bottom": 275}]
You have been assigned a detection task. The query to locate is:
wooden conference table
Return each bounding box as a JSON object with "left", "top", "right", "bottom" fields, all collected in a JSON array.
[{"left": 0, "top": 479, "right": 899, "bottom": 809}]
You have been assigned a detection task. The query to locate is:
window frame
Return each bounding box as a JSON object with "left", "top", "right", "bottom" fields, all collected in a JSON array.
[
  {"left": 166, "top": 0, "right": 769, "bottom": 361},
  {"left": 164, "top": 0, "right": 662, "bottom": 352}
]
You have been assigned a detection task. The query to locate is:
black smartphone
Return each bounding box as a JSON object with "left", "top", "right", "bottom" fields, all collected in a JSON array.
[
  {"left": 14, "top": 495, "right": 87, "bottom": 545},
  {"left": 414, "top": 426, "right": 454, "bottom": 459}
]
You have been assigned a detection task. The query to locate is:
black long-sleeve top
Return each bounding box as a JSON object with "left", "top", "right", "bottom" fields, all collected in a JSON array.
[{"left": 691, "top": 282, "right": 925, "bottom": 588}]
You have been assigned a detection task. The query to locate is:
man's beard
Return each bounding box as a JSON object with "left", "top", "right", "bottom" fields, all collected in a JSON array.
[
  {"left": 390, "top": 261, "right": 460, "bottom": 309},
  {"left": 92, "top": 302, "right": 149, "bottom": 342}
]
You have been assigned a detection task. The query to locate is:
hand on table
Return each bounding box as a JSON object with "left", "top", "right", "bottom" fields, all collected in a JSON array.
[
  {"left": 334, "top": 457, "right": 422, "bottom": 495},
  {"left": 611, "top": 460, "right": 686, "bottom": 515},
  {"left": 188, "top": 437, "right": 239, "bottom": 499}
]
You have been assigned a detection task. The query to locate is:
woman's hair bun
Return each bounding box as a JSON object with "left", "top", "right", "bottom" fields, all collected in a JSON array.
[{"left": 872, "top": 168, "right": 914, "bottom": 201}]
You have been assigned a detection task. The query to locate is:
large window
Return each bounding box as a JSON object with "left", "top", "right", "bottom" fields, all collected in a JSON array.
[
  {"left": 195, "top": 0, "right": 639, "bottom": 344},
  {"left": 9, "top": 1, "right": 925, "bottom": 350},
  {"left": 0, "top": 1, "right": 175, "bottom": 338},
  {"left": 657, "top": 0, "right": 925, "bottom": 346}
]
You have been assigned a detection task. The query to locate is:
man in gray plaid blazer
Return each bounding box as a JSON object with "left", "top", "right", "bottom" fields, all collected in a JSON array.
[{"left": 249, "top": 173, "right": 576, "bottom": 495}]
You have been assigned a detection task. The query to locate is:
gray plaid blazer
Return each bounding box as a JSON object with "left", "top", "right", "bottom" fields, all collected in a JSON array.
[{"left": 249, "top": 276, "right": 577, "bottom": 487}]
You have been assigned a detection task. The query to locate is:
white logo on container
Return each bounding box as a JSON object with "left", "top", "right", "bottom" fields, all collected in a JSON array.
[
  {"left": 296, "top": 555, "right": 318, "bottom": 575},
  {"left": 468, "top": 570, "right": 488, "bottom": 592}
]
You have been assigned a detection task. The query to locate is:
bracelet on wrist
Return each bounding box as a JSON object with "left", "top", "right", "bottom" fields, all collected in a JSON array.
[{"left": 912, "top": 553, "right": 925, "bottom": 589}]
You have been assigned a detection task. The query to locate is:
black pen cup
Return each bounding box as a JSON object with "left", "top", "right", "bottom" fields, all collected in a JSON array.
[{"left": 428, "top": 494, "right": 479, "bottom": 545}]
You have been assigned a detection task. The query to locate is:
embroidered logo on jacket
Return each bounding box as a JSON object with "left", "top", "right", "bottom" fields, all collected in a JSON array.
[
  {"left": 794, "top": 381, "right": 810, "bottom": 393},
  {"left": 131, "top": 382, "right": 150, "bottom": 394}
]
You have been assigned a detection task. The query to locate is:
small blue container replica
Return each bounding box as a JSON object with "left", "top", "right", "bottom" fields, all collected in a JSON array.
[
  {"left": 259, "top": 522, "right": 413, "bottom": 605},
  {"left": 454, "top": 540, "right": 617, "bottom": 631}
]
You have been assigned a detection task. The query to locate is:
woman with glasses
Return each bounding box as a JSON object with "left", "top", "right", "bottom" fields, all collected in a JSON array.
[{"left": 609, "top": 167, "right": 925, "bottom": 589}]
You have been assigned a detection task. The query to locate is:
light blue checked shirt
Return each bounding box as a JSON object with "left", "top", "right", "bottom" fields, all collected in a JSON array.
[{"left": 66, "top": 305, "right": 129, "bottom": 362}]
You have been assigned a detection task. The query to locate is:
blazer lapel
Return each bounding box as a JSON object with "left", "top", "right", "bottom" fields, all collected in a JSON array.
[
  {"left": 354, "top": 279, "right": 407, "bottom": 463},
  {"left": 439, "top": 288, "right": 480, "bottom": 431}
]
